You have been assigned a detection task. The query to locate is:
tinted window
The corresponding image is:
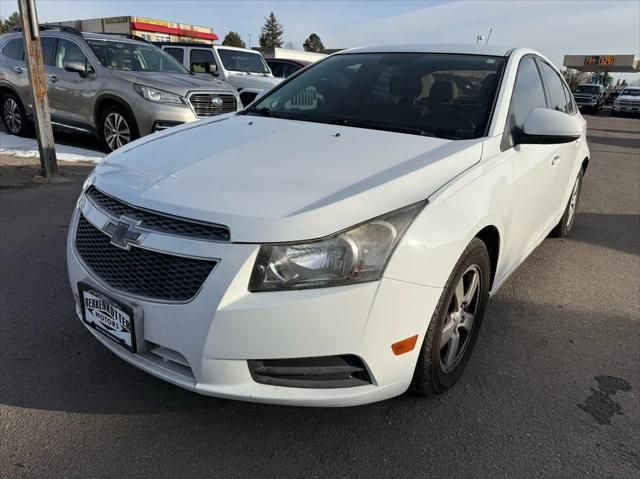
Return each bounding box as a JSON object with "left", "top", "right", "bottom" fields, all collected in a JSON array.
[
  {"left": 40, "top": 37, "right": 57, "bottom": 66},
  {"left": 507, "top": 56, "right": 546, "bottom": 136},
  {"left": 55, "top": 39, "right": 92, "bottom": 71},
  {"left": 573, "top": 85, "right": 600, "bottom": 94},
  {"left": 2, "top": 38, "right": 24, "bottom": 61},
  {"left": 190, "top": 49, "right": 215, "bottom": 73},
  {"left": 252, "top": 53, "right": 506, "bottom": 140},
  {"left": 164, "top": 47, "right": 184, "bottom": 64},
  {"left": 268, "top": 61, "right": 284, "bottom": 77},
  {"left": 538, "top": 60, "right": 568, "bottom": 113},
  {"left": 282, "top": 62, "right": 302, "bottom": 78}
]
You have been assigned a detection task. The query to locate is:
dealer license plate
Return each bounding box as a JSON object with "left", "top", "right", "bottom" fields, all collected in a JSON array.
[{"left": 79, "top": 283, "right": 136, "bottom": 352}]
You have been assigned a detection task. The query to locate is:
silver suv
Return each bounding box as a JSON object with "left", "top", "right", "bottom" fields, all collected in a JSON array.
[{"left": 0, "top": 26, "right": 240, "bottom": 151}]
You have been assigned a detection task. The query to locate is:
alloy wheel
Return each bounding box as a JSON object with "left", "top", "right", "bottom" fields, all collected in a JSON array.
[
  {"left": 566, "top": 175, "right": 581, "bottom": 230},
  {"left": 103, "top": 112, "right": 131, "bottom": 150},
  {"left": 439, "top": 264, "right": 482, "bottom": 373},
  {"left": 3, "top": 98, "right": 22, "bottom": 134}
]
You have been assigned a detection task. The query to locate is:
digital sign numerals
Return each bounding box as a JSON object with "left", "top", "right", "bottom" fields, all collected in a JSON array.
[{"left": 584, "top": 56, "right": 615, "bottom": 65}]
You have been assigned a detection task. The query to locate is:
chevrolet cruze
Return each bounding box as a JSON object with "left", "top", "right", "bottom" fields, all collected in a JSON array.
[{"left": 67, "top": 44, "right": 589, "bottom": 406}]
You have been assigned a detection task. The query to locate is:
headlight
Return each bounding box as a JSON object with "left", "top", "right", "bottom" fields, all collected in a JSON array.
[
  {"left": 249, "top": 202, "right": 425, "bottom": 291},
  {"left": 133, "top": 84, "right": 183, "bottom": 104}
]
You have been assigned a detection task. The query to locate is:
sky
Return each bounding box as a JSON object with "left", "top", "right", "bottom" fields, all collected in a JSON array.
[{"left": 1, "top": 0, "right": 638, "bottom": 81}]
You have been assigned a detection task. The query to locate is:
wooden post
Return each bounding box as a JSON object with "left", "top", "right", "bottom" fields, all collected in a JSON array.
[{"left": 17, "top": 0, "right": 58, "bottom": 178}]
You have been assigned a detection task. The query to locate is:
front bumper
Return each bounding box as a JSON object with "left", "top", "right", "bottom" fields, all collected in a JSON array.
[
  {"left": 613, "top": 103, "right": 640, "bottom": 114},
  {"left": 67, "top": 205, "right": 442, "bottom": 406},
  {"left": 131, "top": 97, "right": 200, "bottom": 137}
]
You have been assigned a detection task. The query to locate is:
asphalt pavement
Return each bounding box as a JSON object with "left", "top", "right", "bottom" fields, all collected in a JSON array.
[{"left": 1, "top": 111, "right": 639, "bottom": 478}]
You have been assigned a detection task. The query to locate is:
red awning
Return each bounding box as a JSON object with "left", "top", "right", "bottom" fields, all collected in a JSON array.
[{"left": 131, "top": 21, "right": 218, "bottom": 41}]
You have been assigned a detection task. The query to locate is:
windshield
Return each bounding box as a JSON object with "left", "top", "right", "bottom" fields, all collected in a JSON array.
[
  {"left": 620, "top": 89, "right": 640, "bottom": 97},
  {"left": 248, "top": 53, "right": 506, "bottom": 140},
  {"left": 573, "top": 85, "right": 600, "bottom": 94},
  {"left": 87, "top": 40, "right": 189, "bottom": 74},
  {"left": 218, "top": 48, "right": 270, "bottom": 74}
]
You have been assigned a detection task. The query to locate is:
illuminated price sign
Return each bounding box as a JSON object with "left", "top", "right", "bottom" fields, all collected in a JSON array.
[{"left": 583, "top": 56, "right": 616, "bottom": 65}]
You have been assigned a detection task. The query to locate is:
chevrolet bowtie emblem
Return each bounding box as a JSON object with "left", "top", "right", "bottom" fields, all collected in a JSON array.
[{"left": 104, "top": 216, "right": 145, "bottom": 250}]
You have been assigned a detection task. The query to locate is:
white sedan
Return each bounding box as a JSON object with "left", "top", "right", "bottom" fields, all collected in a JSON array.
[{"left": 67, "top": 44, "right": 589, "bottom": 406}]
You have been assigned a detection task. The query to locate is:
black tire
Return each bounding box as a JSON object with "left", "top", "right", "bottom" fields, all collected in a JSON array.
[
  {"left": 1, "top": 92, "right": 31, "bottom": 137},
  {"left": 548, "top": 169, "right": 584, "bottom": 238},
  {"left": 611, "top": 110, "right": 619, "bottom": 117},
  {"left": 412, "top": 237, "right": 491, "bottom": 396},
  {"left": 98, "top": 105, "right": 139, "bottom": 152}
]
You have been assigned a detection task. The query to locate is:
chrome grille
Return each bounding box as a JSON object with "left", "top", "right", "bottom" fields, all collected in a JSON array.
[
  {"left": 75, "top": 215, "right": 216, "bottom": 301},
  {"left": 86, "top": 187, "right": 230, "bottom": 242},
  {"left": 188, "top": 93, "right": 237, "bottom": 117}
]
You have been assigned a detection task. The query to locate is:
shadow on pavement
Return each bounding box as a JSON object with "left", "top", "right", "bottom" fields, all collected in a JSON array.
[
  {"left": 572, "top": 212, "right": 640, "bottom": 256},
  {"left": 586, "top": 135, "right": 640, "bottom": 149}
]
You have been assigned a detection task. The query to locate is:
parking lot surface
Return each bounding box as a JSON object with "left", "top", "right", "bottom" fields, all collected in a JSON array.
[{"left": 1, "top": 112, "right": 638, "bottom": 478}]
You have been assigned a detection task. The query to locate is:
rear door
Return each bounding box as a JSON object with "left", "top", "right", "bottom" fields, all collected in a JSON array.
[
  {"left": 0, "top": 37, "right": 31, "bottom": 109},
  {"left": 500, "top": 56, "right": 560, "bottom": 268}
]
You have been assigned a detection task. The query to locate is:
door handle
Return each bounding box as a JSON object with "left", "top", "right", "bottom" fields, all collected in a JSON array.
[
  {"left": 13, "top": 66, "right": 24, "bottom": 74},
  {"left": 551, "top": 155, "right": 561, "bottom": 166},
  {"left": 47, "top": 74, "right": 58, "bottom": 83}
]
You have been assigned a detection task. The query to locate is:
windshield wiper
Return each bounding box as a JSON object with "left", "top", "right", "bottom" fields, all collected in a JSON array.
[
  {"left": 243, "top": 107, "right": 275, "bottom": 118},
  {"left": 327, "top": 118, "right": 437, "bottom": 137}
]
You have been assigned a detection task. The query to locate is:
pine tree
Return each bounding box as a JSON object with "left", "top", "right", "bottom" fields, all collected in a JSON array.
[
  {"left": 259, "top": 12, "right": 284, "bottom": 48},
  {"left": 222, "top": 31, "right": 246, "bottom": 48},
  {"left": 0, "top": 12, "right": 21, "bottom": 34},
  {"left": 303, "top": 33, "right": 324, "bottom": 53}
]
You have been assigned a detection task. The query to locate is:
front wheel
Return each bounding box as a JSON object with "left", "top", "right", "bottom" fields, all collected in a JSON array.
[
  {"left": 412, "top": 238, "right": 491, "bottom": 396},
  {"left": 99, "top": 106, "right": 138, "bottom": 152},
  {"left": 549, "top": 170, "right": 583, "bottom": 238}
]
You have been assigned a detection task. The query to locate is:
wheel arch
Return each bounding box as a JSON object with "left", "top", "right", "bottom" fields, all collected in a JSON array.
[
  {"left": 474, "top": 225, "right": 500, "bottom": 289},
  {"left": 94, "top": 94, "right": 139, "bottom": 134},
  {"left": 581, "top": 156, "right": 589, "bottom": 174}
]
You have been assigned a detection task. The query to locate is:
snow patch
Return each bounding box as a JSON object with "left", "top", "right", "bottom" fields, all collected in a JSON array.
[{"left": 0, "top": 131, "right": 105, "bottom": 163}]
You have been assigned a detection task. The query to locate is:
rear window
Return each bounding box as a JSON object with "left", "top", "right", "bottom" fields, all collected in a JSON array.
[{"left": 2, "top": 38, "right": 24, "bottom": 61}]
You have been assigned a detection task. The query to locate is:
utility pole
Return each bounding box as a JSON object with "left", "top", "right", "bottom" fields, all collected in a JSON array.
[
  {"left": 17, "top": 0, "right": 58, "bottom": 179},
  {"left": 247, "top": 33, "right": 252, "bottom": 49}
]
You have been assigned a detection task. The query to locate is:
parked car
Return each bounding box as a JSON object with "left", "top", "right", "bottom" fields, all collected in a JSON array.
[
  {"left": 68, "top": 44, "right": 588, "bottom": 406},
  {"left": 157, "top": 43, "right": 281, "bottom": 106},
  {"left": 612, "top": 86, "right": 640, "bottom": 116},
  {"left": 0, "top": 26, "right": 240, "bottom": 151},
  {"left": 572, "top": 83, "right": 605, "bottom": 112},
  {"left": 266, "top": 58, "right": 312, "bottom": 78}
]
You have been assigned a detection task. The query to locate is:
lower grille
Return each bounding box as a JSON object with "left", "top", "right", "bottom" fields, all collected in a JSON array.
[
  {"left": 75, "top": 215, "right": 217, "bottom": 301},
  {"left": 248, "top": 355, "right": 372, "bottom": 389},
  {"left": 188, "top": 93, "right": 237, "bottom": 117}
]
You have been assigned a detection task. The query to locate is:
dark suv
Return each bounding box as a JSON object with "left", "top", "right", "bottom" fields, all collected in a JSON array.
[{"left": 0, "top": 26, "right": 239, "bottom": 151}]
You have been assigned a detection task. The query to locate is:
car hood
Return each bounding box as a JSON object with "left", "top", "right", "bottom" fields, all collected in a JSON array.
[
  {"left": 109, "top": 70, "right": 233, "bottom": 95},
  {"left": 226, "top": 73, "right": 282, "bottom": 91},
  {"left": 91, "top": 115, "right": 483, "bottom": 243}
]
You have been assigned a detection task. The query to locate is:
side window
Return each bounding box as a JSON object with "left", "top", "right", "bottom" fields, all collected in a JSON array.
[
  {"left": 164, "top": 47, "right": 184, "bottom": 64},
  {"left": 55, "top": 39, "right": 93, "bottom": 72},
  {"left": 507, "top": 56, "right": 547, "bottom": 137},
  {"left": 537, "top": 60, "right": 568, "bottom": 113},
  {"left": 282, "top": 62, "right": 302, "bottom": 78},
  {"left": 40, "top": 37, "right": 57, "bottom": 66},
  {"left": 268, "top": 62, "right": 284, "bottom": 78},
  {"left": 190, "top": 49, "right": 215, "bottom": 73},
  {"left": 2, "top": 38, "right": 24, "bottom": 61},
  {"left": 562, "top": 82, "right": 576, "bottom": 115}
]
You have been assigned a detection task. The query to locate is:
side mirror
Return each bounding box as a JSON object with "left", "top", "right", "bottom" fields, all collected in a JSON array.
[
  {"left": 519, "top": 108, "right": 581, "bottom": 145},
  {"left": 209, "top": 63, "right": 219, "bottom": 76},
  {"left": 64, "top": 61, "right": 88, "bottom": 77}
]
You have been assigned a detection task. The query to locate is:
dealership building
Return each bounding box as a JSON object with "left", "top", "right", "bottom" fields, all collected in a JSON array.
[{"left": 53, "top": 16, "right": 218, "bottom": 44}]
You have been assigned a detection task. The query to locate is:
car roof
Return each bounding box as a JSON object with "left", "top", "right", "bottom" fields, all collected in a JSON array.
[
  {"left": 81, "top": 32, "right": 146, "bottom": 44},
  {"left": 336, "top": 43, "right": 513, "bottom": 57}
]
